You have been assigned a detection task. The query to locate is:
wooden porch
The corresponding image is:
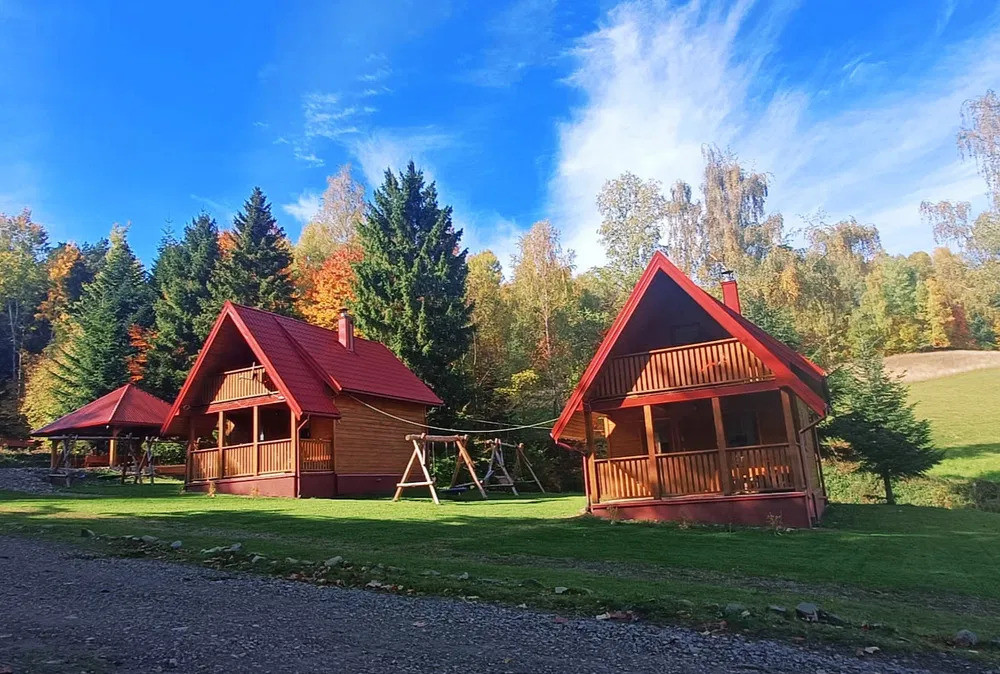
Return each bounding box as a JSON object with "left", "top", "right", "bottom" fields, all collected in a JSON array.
[{"left": 188, "top": 438, "right": 333, "bottom": 482}]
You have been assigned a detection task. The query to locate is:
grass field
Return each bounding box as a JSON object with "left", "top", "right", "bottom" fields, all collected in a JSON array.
[{"left": 1, "top": 480, "right": 998, "bottom": 658}]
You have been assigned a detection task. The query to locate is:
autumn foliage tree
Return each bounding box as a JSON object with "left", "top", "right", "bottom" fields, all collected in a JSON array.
[{"left": 299, "top": 243, "right": 363, "bottom": 330}]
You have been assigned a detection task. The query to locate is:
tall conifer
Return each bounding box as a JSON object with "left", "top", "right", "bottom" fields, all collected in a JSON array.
[
  {"left": 352, "top": 162, "right": 472, "bottom": 413},
  {"left": 145, "top": 214, "right": 220, "bottom": 398},
  {"left": 209, "top": 187, "right": 296, "bottom": 315},
  {"left": 51, "top": 226, "right": 153, "bottom": 414}
]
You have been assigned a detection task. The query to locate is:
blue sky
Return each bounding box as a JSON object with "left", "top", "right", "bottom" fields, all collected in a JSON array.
[{"left": 2, "top": 0, "right": 998, "bottom": 273}]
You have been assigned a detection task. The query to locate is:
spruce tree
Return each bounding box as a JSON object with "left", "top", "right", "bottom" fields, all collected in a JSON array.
[
  {"left": 209, "top": 187, "right": 296, "bottom": 316},
  {"left": 823, "top": 346, "right": 943, "bottom": 504},
  {"left": 51, "top": 226, "right": 154, "bottom": 414},
  {"left": 352, "top": 162, "right": 472, "bottom": 413},
  {"left": 145, "top": 214, "right": 220, "bottom": 399}
]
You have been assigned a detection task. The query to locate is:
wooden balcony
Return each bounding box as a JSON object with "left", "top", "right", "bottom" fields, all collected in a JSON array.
[
  {"left": 188, "top": 438, "right": 332, "bottom": 482},
  {"left": 590, "top": 338, "right": 773, "bottom": 401},
  {"left": 591, "top": 443, "right": 796, "bottom": 504},
  {"left": 206, "top": 365, "right": 279, "bottom": 405}
]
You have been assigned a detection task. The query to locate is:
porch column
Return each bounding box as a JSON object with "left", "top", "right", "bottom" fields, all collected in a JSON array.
[
  {"left": 108, "top": 427, "right": 119, "bottom": 467},
  {"left": 186, "top": 421, "right": 196, "bottom": 485},
  {"left": 583, "top": 407, "right": 599, "bottom": 506},
  {"left": 711, "top": 397, "right": 732, "bottom": 495},
  {"left": 217, "top": 410, "right": 224, "bottom": 479},
  {"left": 642, "top": 405, "right": 662, "bottom": 499},
  {"left": 780, "top": 390, "right": 806, "bottom": 490},
  {"left": 291, "top": 411, "right": 301, "bottom": 498},
  {"left": 252, "top": 405, "right": 260, "bottom": 476}
]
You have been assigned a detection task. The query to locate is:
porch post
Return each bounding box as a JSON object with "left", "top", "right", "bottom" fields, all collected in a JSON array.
[
  {"left": 642, "top": 405, "right": 662, "bottom": 499},
  {"left": 186, "top": 420, "right": 196, "bottom": 485},
  {"left": 217, "top": 410, "right": 224, "bottom": 479},
  {"left": 780, "top": 389, "right": 806, "bottom": 490},
  {"left": 252, "top": 405, "right": 260, "bottom": 476},
  {"left": 711, "top": 397, "right": 732, "bottom": 495},
  {"left": 108, "top": 427, "right": 119, "bottom": 467},
  {"left": 291, "top": 411, "right": 301, "bottom": 498},
  {"left": 583, "top": 407, "right": 598, "bottom": 507}
]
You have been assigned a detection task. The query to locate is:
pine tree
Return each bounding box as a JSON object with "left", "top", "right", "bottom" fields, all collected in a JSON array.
[
  {"left": 823, "top": 347, "right": 943, "bottom": 504},
  {"left": 209, "top": 187, "right": 296, "bottom": 316},
  {"left": 50, "top": 225, "right": 154, "bottom": 414},
  {"left": 145, "top": 214, "right": 220, "bottom": 399},
  {"left": 351, "top": 162, "right": 472, "bottom": 413}
]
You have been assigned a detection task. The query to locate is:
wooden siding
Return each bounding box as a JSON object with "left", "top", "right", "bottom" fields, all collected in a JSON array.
[
  {"left": 334, "top": 394, "right": 427, "bottom": 475},
  {"left": 204, "top": 365, "right": 278, "bottom": 404},
  {"left": 590, "top": 338, "right": 773, "bottom": 400}
]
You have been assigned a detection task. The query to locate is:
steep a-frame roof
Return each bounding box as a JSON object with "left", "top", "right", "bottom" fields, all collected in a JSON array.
[
  {"left": 162, "top": 302, "right": 442, "bottom": 435},
  {"left": 33, "top": 384, "right": 171, "bottom": 436},
  {"left": 551, "top": 252, "right": 827, "bottom": 441}
]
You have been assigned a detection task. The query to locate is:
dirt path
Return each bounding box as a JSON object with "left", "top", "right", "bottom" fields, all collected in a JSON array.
[{"left": 0, "top": 536, "right": 985, "bottom": 674}]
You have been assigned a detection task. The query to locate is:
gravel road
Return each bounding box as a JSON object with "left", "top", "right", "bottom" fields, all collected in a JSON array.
[{"left": 0, "top": 536, "right": 987, "bottom": 674}]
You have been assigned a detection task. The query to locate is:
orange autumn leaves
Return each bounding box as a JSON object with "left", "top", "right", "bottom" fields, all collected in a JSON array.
[{"left": 296, "top": 243, "right": 363, "bottom": 331}]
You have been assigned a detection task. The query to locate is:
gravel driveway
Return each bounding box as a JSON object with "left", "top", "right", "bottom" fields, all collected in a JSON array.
[{"left": 0, "top": 536, "right": 986, "bottom": 674}]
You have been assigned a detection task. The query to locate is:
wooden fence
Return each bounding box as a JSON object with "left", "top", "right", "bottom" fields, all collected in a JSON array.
[
  {"left": 592, "top": 443, "right": 794, "bottom": 503},
  {"left": 590, "top": 338, "right": 773, "bottom": 400},
  {"left": 187, "top": 438, "right": 313, "bottom": 481}
]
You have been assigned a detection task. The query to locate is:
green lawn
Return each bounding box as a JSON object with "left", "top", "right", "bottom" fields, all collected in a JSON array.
[
  {"left": 909, "top": 367, "right": 1000, "bottom": 482},
  {"left": 2, "top": 480, "right": 998, "bottom": 657}
]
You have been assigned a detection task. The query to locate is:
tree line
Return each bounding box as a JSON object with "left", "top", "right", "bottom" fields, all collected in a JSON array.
[{"left": 1, "top": 91, "right": 997, "bottom": 498}]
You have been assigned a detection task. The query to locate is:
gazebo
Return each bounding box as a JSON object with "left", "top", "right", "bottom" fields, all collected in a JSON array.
[{"left": 32, "top": 384, "right": 172, "bottom": 470}]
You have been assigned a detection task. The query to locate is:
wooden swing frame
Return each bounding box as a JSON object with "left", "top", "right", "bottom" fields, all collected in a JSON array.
[
  {"left": 394, "top": 434, "right": 486, "bottom": 504},
  {"left": 481, "top": 438, "right": 545, "bottom": 494}
]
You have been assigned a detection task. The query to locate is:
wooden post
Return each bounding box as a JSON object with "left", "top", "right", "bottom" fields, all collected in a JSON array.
[
  {"left": 108, "top": 427, "right": 119, "bottom": 467},
  {"left": 780, "top": 389, "right": 806, "bottom": 490},
  {"left": 50, "top": 440, "right": 58, "bottom": 469},
  {"left": 217, "top": 410, "right": 224, "bottom": 479},
  {"left": 583, "top": 408, "right": 599, "bottom": 506},
  {"left": 643, "top": 404, "right": 661, "bottom": 499},
  {"left": 186, "top": 420, "right": 196, "bottom": 486},
  {"left": 252, "top": 405, "right": 260, "bottom": 477},
  {"left": 711, "top": 397, "right": 731, "bottom": 495},
  {"left": 292, "top": 411, "right": 301, "bottom": 497}
]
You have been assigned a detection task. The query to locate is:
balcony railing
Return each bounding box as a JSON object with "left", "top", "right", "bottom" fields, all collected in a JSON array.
[
  {"left": 206, "top": 365, "right": 279, "bottom": 405},
  {"left": 590, "top": 338, "right": 773, "bottom": 400},
  {"left": 188, "top": 438, "right": 330, "bottom": 482},
  {"left": 591, "top": 443, "right": 795, "bottom": 503}
]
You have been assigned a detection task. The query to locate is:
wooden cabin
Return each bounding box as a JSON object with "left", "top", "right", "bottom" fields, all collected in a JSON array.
[
  {"left": 32, "top": 383, "right": 172, "bottom": 468},
  {"left": 551, "top": 253, "right": 828, "bottom": 527},
  {"left": 161, "top": 302, "right": 443, "bottom": 498}
]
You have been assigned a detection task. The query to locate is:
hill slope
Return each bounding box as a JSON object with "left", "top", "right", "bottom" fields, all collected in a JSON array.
[
  {"left": 885, "top": 350, "right": 1000, "bottom": 382},
  {"left": 908, "top": 367, "right": 1000, "bottom": 482}
]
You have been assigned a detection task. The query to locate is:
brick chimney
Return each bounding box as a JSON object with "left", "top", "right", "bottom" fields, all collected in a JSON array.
[
  {"left": 721, "top": 272, "right": 741, "bottom": 314},
  {"left": 337, "top": 308, "right": 355, "bottom": 351}
]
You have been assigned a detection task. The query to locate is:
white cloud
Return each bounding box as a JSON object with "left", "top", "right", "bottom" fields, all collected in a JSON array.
[
  {"left": 549, "top": 1, "right": 1000, "bottom": 270},
  {"left": 347, "top": 128, "right": 454, "bottom": 187},
  {"left": 466, "top": 0, "right": 558, "bottom": 87},
  {"left": 282, "top": 190, "right": 321, "bottom": 224}
]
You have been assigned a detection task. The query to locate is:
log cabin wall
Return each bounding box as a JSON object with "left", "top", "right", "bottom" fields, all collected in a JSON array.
[
  {"left": 604, "top": 408, "right": 647, "bottom": 457},
  {"left": 333, "top": 394, "right": 427, "bottom": 475}
]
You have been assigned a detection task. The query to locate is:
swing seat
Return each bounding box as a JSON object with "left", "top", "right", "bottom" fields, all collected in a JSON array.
[{"left": 440, "top": 484, "right": 471, "bottom": 494}]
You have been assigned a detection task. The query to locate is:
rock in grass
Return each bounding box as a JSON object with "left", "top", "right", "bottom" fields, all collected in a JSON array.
[
  {"left": 768, "top": 605, "right": 787, "bottom": 616},
  {"left": 227, "top": 543, "right": 242, "bottom": 553},
  {"left": 80, "top": 528, "right": 95, "bottom": 538},
  {"left": 456, "top": 572, "right": 470, "bottom": 580},
  {"left": 250, "top": 555, "right": 266, "bottom": 565},
  {"left": 170, "top": 541, "right": 182, "bottom": 550},
  {"left": 201, "top": 547, "right": 223, "bottom": 555},
  {"left": 953, "top": 629, "right": 978, "bottom": 648},
  {"left": 795, "top": 602, "right": 819, "bottom": 622},
  {"left": 140, "top": 535, "right": 158, "bottom": 544},
  {"left": 554, "top": 586, "right": 569, "bottom": 594},
  {"left": 818, "top": 609, "right": 846, "bottom": 626},
  {"left": 323, "top": 556, "right": 344, "bottom": 567},
  {"left": 723, "top": 603, "right": 746, "bottom": 616}
]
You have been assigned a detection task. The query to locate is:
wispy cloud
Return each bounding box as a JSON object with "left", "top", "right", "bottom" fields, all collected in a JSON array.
[
  {"left": 282, "top": 190, "right": 321, "bottom": 224},
  {"left": 190, "top": 194, "right": 235, "bottom": 225},
  {"left": 358, "top": 67, "right": 391, "bottom": 83},
  {"left": 548, "top": 0, "right": 1000, "bottom": 269},
  {"left": 465, "top": 0, "right": 558, "bottom": 87}
]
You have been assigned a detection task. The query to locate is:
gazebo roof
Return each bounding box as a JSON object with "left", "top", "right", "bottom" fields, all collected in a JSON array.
[{"left": 32, "top": 384, "right": 172, "bottom": 437}]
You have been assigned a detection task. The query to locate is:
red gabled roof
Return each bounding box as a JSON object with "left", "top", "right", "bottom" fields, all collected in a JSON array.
[
  {"left": 162, "top": 302, "right": 442, "bottom": 435},
  {"left": 33, "top": 384, "right": 171, "bottom": 436},
  {"left": 551, "top": 252, "right": 827, "bottom": 441}
]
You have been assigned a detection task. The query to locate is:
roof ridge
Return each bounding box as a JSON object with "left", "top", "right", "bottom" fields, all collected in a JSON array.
[
  {"left": 106, "top": 384, "right": 132, "bottom": 424},
  {"left": 232, "top": 303, "right": 377, "bottom": 345}
]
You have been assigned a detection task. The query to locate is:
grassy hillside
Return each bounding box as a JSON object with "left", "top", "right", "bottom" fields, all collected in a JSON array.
[
  {"left": 885, "top": 350, "right": 1000, "bottom": 382},
  {"left": 825, "top": 364, "right": 1000, "bottom": 510},
  {"left": 910, "top": 367, "right": 1000, "bottom": 482}
]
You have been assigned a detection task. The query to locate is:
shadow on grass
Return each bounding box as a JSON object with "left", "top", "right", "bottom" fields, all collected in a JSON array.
[{"left": 3, "top": 486, "right": 998, "bottom": 601}]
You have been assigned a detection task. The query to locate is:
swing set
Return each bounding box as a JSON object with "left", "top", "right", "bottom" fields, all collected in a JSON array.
[{"left": 393, "top": 434, "right": 545, "bottom": 503}]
